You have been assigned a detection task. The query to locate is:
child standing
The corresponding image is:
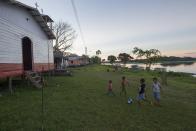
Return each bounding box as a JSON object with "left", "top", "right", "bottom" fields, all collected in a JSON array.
[
  {"left": 107, "top": 80, "right": 115, "bottom": 96},
  {"left": 152, "top": 77, "right": 162, "bottom": 106},
  {"left": 137, "top": 78, "right": 147, "bottom": 106},
  {"left": 120, "top": 76, "right": 129, "bottom": 96}
]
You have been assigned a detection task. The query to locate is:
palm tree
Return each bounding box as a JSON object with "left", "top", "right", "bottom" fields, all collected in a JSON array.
[{"left": 96, "top": 50, "right": 101, "bottom": 56}]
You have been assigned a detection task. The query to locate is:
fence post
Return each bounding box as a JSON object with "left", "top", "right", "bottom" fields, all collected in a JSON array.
[{"left": 8, "top": 77, "right": 13, "bottom": 94}]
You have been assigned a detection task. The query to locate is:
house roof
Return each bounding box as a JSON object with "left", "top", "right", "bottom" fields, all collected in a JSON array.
[
  {"left": 3, "top": 0, "right": 55, "bottom": 39},
  {"left": 42, "top": 15, "right": 54, "bottom": 22},
  {"left": 64, "top": 54, "right": 82, "bottom": 60},
  {"left": 54, "top": 51, "right": 64, "bottom": 59}
]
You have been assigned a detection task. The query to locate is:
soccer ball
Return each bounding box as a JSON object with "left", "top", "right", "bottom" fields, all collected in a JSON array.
[{"left": 128, "top": 97, "right": 133, "bottom": 104}]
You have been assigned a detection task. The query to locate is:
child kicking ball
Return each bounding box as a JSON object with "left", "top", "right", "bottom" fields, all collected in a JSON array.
[{"left": 137, "top": 78, "right": 150, "bottom": 106}]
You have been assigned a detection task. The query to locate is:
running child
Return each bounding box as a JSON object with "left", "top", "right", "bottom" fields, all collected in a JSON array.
[
  {"left": 152, "top": 77, "right": 162, "bottom": 106},
  {"left": 137, "top": 78, "right": 147, "bottom": 106},
  {"left": 107, "top": 80, "right": 115, "bottom": 96},
  {"left": 120, "top": 76, "right": 129, "bottom": 96}
]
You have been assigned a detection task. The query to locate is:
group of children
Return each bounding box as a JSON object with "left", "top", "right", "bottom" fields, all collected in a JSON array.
[{"left": 106, "top": 76, "right": 162, "bottom": 106}]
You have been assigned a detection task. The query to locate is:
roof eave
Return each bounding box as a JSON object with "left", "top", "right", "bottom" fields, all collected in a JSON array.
[{"left": 5, "top": 0, "right": 56, "bottom": 40}]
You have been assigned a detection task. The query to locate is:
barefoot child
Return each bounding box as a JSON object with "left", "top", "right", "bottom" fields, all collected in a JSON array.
[
  {"left": 120, "top": 76, "right": 129, "bottom": 96},
  {"left": 107, "top": 80, "right": 115, "bottom": 96},
  {"left": 152, "top": 77, "right": 162, "bottom": 106},
  {"left": 137, "top": 78, "right": 147, "bottom": 106}
]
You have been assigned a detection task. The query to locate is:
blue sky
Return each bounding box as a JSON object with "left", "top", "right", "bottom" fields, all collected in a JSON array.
[{"left": 18, "top": 0, "right": 196, "bottom": 58}]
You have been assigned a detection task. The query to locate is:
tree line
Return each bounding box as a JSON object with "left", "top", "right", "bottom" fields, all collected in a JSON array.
[
  {"left": 51, "top": 21, "right": 161, "bottom": 70},
  {"left": 52, "top": 21, "right": 195, "bottom": 70},
  {"left": 107, "top": 47, "right": 161, "bottom": 70}
]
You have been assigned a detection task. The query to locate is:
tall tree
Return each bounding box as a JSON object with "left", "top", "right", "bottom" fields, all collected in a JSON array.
[
  {"left": 81, "top": 55, "right": 90, "bottom": 65},
  {"left": 118, "top": 53, "right": 133, "bottom": 65},
  {"left": 132, "top": 47, "right": 161, "bottom": 70},
  {"left": 96, "top": 50, "right": 101, "bottom": 56},
  {"left": 107, "top": 55, "right": 117, "bottom": 64},
  {"left": 90, "top": 56, "right": 101, "bottom": 64},
  {"left": 53, "top": 21, "right": 76, "bottom": 52}
]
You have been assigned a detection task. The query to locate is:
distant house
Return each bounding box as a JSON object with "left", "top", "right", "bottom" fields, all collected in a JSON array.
[
  {"left": 54, "top": 53, "right": 89, "bottom": 69},
  {"left": 54, "top": 51, "right": 64, "bottom": 69},
  {"left": 64, "top": 54, "right": 89, "bottom": 67},
  {"left": 65, "top": 54, "right": 81, "bottom": 67},
  {"left": 0, "top": 0, "right": 55, "bottom": 78}
]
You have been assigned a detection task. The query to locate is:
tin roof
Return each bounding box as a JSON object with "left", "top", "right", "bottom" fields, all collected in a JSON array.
[
  {"left": 3, "top": 0, "right": 56, "bottom": 39},
  {"left": 42, "top": 15, "right": 54, "bottom": 22}
]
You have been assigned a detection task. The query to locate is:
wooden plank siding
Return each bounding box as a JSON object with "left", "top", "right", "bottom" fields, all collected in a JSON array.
[
  {"left": 0, "top": 2, "right": 54, "bottom": 78},
  {"left": 0, "top": 63, "right": 22, "bottom": 78},
  {"left": 34, "top": 63, "right": 54, "bottom": 72},
  {"left": 0, "top": 63, "right": 54, "bottom": 78}
]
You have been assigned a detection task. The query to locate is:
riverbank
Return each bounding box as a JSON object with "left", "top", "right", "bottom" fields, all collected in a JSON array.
[
  {"left": 0, "top": 65, "right": 196, "bottom": 130},
  {"left": 102, "top": 61, "right": 196, "bottom": 76}
]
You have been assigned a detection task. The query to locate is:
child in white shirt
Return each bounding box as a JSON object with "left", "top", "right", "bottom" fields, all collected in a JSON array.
[{"left": 152, "top": 77, "right": 162, "bottom": 106}]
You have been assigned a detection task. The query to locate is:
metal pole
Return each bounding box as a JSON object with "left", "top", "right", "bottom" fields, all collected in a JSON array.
[{"left": 41, "top": 77, "right": 44, "bottom": 131}]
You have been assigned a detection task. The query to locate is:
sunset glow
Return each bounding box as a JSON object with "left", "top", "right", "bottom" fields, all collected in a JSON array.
[{"left": 18, "top": 0, "right": 196, "bottom": 58}]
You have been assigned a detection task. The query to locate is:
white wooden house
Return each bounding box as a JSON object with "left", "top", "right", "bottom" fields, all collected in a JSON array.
[{"left": 0, "top": 0, "right": 55, "bottom": 78}]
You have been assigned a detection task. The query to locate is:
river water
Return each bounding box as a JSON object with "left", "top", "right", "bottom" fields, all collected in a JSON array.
[{"left": 103, "top": 62, "right": 196, "bottom": 75}]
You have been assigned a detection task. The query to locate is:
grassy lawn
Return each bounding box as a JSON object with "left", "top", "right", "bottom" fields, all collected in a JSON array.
[{"left": 0, "top": 65, "right": 196, "bottom": 131}]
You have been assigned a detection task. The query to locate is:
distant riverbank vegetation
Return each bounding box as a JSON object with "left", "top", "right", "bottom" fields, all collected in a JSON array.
[
  {"left": 133, "top": 56, "right": 196, "bottom": 63},
  {"left": 104, "top": 56, "right": 196, "bottom": 64}
]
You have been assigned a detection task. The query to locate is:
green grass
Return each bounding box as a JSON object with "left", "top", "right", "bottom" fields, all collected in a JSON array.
[{"left": 0, "top": 65, "right": 196, "bottom": 131}]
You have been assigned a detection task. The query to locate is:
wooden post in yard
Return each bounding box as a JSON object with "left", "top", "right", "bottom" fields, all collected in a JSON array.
[{"left": 8, "top": 77, "right": 13, "bottom": 94}]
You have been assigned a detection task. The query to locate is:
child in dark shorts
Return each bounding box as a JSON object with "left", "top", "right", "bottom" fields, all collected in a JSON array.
[{"left": 137, "top": 78, "right": 148, "bottom": 106}]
